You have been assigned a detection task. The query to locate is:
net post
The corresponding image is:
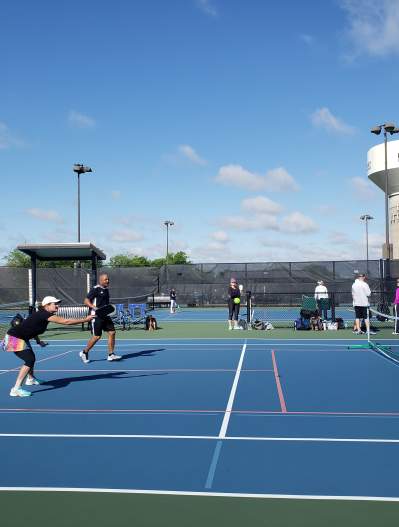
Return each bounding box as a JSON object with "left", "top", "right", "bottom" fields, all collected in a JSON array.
[
  {"left": 246, "top": 290, "right": 252, "bottom": 325},
  {"left": 367, "top": 307, "right": 371, "bottom": 345},
  {"left": 331, "top": 291, "right": 336, "bottom": 322},
  {"left": 29, "top": 255, "right": 37, "bottom": 314}
]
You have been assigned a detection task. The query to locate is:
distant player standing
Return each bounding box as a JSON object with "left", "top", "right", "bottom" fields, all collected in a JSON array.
[
  {"left": 170, "top": 288, "right": 177, "bottom": 314},
  {"left": 80, "top": 273, "right": 121, "bottom": 363}
]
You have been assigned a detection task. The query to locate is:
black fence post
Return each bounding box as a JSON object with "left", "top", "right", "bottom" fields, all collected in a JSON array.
[
  {"left": 331, "top": 292, "right": 336, "bottom": 322},
  {"left": 246, "top": 291, "right": 252, "bottom": 324}
]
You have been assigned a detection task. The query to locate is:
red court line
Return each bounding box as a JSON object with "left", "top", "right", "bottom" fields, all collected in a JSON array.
[{"left": 271, "top": 350, "right": 287, "bottom": 413}]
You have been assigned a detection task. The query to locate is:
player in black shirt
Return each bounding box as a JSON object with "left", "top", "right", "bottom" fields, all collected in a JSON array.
[
  {"left": 80, "top": 273, "right": 121, "bottom": 363},
  {"left": 227, "top": 278, "right": 241, "bottom": 330},
  {"left": 2, "top": 295, "right": 94, "bottom": 397}
]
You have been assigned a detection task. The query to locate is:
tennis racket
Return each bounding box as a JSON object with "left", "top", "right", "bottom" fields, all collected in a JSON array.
[{"left": 95, "top": 304, "right": 116, "bottom": 318}]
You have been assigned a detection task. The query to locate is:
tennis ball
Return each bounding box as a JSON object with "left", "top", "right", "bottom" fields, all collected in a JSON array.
[{"left": 233, "top": 297, "right": 241, "bottom": 304}]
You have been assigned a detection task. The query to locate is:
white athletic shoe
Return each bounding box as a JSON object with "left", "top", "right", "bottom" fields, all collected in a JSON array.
[
  {"left": 107, "top": 353, "right": 122, "bottom": 361},
  {"left": 25, "top": 377, "right": 43, "bottom": 386},
  {"left": 79, "top": 351, "right": 90, "bottom": 364},
  {"left": 10, "top": 387, "right": 31, "bottom": 397},
  {"left": 393, "top": 332, "right": 399, "bottom": 335}
]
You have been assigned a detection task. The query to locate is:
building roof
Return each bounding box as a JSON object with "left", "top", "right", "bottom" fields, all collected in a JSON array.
[{"left": 17, "top": 243, "right": 106, "bottom": 261}]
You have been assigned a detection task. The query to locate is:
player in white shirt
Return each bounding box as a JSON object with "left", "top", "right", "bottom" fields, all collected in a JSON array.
[
  {"left": 352, "top": 273, "right": 375, "bottom": 335},
  {"left": 314, "top": 280, "right": 329, "bottom": 319}
]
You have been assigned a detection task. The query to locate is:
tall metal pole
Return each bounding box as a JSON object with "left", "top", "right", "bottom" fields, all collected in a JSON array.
[
  {"left": 77, "top": 173, "right": 81, "bottom": 243},
  {"left": 365, "top": 217, "right": 369, "bottom": 274},
  {"left": 384, "top": 130, "right": 390, "bottom": 257},
  {"left": 166, "top": 223, "right": 169, "bottom": 265}
]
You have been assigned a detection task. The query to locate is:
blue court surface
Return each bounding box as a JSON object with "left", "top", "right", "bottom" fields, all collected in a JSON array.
[
  {"left": 1, "top": 337, "right": 399, "bottom": 509},
  {"left": 153, "top": 306, "right": 354, "bottom": 323}
]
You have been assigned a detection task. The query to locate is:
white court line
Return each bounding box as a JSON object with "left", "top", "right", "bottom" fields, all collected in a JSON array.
[
  {"left": 40, "top": 341, "right": 399, "bottom": 347},
  {"left": 1, "top": 433, "right": 399, "bottom": 443},
  {"left": 48, "top": 337, "right": 397, "bottom": 346},
  {"left": 0, "top": 487, "right": 399, "bottom": 502},
  {"left": 218, "top": 341, "right": 247, "bottom": 438}
]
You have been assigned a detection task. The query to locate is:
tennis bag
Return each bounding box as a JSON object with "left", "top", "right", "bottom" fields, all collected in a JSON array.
[
  {"left": 295, "top": 317, "right": 310, "bottom": 330},
  {"left": 335, "top": 317, "right": 345, "bottom": 330},
  {"left": 252, "top": 320, "right": 265, "bottom": 330}
]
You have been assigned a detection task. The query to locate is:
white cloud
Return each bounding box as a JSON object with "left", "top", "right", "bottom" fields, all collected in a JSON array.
[
  {"left": 0, "top": 122, "right": 23, "bottom": 149},
  {"left": 350, "top": 176, "right": 377, "bottom": 199},
  {"left": 241, "top": 195, "right": 283, "bottom": 215},
  {"left": 196, "top": 0, "right": 217, "bottom": 17},
  {"left": 210, "top": 230, "right": 229, "bottom": 242},
  {"left": 219, "top": 214, "right": 279, "bottom": 231},
  {"left": 215, "top": 165, "right": 299, "bottom": 192},
  {"left": 329, "top": 231, "right": 351, "bottom": 245},
  {"left": 340, "top": 0, "right": 399, "bottom": 58},
  {"left": 311, "top": 107, "right": 355, "bottom": 135},
  {"left": 260, "top": 238, "right": 299, "bottom": 250},
  {"left": 178, "top": 144, "right": 207, "bottom": 166},
  {"left": 68, "top": 110, "right": 96, "bottom": 128},
  {"left": 110, "top": 229, "right": 143, "bottom": 242},
  {"left": 280, "top": 212, "right": 318, "bottom": 234},
  {"left": 368, "top": 233, "right": 385, "bottom": 249},
  {"left": 26, "top": 208, "right": 64, "bottom": 224},
  {"left": 111, "top": 190, "right": 121, "bottom": 200},
  {"left": 43, "top": 227, "right": 74, "bottom": 242},
  {"left": 315, "top": 204, "right": 337, "bottom": 214}
]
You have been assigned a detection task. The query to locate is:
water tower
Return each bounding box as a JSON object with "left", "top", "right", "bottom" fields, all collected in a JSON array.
[{"left": 367, "top": 136, "right": 399, "bottom": 259}]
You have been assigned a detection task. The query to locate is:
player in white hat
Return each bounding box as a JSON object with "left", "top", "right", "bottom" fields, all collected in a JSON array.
[{"left": 2, "top": 296, "right": 94, "bottom": 397}]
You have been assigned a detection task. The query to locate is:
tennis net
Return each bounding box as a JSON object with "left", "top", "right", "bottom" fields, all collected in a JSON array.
[
  {"left": 367, "top": 307, "right": 399, "bottom": 364},
  {"left": 0, "top": 301, "right": 30, "bottom": 340}
]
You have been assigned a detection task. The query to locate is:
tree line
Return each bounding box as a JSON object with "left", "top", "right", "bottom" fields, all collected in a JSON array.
[{"left": 3, "top": 249, "right": 191, "bottom": 268}]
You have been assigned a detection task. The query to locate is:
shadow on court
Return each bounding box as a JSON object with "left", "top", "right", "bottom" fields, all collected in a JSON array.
[
  {"left": 85, "top": 349, "right": 166, "bottom": 362},
  {"left": 120, "top": 348, "right": 166, "bottom": 360},
  {"left": 34, "top": 371, "right": 168, "bottom": 392}
]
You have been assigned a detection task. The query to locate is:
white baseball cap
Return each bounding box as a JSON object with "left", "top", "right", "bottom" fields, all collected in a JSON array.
[{"left": 42, "top": 296, "right": 61, "bottom": 306}]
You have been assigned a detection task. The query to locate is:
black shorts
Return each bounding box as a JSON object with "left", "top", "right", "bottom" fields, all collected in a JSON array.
[
  {"left": 354, "top": 306, "right": 368, "bottom": 320},
  {"left": 14, "top": 347, "right": 36, "bottom": 368},
  {"left": 228, "top": 299, "right": 240, "bottom": 321},
  {"left": 91, "top": 316, "right": 115, "bottom": 337}
]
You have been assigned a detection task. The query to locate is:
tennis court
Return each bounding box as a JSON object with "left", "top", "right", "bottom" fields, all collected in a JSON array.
[
  {"left": 153, "top": 305, "right": 355, "bottom": 323},
  {"left": 1, "top": 335, "right": 399, "bottom": 526}
]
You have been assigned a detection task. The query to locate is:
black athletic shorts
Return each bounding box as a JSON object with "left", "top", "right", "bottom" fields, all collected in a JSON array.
[
  {"left": 14, "top": 347, "right": 36, "bottom": 368},
  {"left": 91, "top": 316, "right": 115, "bottom": 337},
  {"left": 354, "top": 306, "right": 368, "bottom": 320}
]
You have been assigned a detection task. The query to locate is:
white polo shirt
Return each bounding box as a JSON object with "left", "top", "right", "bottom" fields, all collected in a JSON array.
[
  {"left": 314, "top": 285, "right": 328, "bottom": 300},
  {"left": 351, "top": 279, "right": 371, "bottom": 307}
]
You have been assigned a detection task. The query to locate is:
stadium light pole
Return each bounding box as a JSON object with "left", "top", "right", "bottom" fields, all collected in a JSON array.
[
  {"left": 164, "top": 220, "right": 174, "bottom": 264},
  {"left": 370, "top": 123, "right": 399, "bottom": 259},
  {"left": 360, "top": 214, "right": 373, "bottom": 274},
  {"left": 73, "top": 164, "right": 93, "bottom": 242}
]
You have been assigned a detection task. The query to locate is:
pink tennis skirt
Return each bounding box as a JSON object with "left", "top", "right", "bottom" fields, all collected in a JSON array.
[{"left": 1, "top": 335, "right": 28, "bottom": 352}]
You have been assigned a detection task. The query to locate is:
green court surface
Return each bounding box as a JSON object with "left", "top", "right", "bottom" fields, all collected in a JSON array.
[
  {"left": 45, "top": 321, "right": 396, "bottom": 341},
  {"left": 1, "top": 491, "right": 399, "bottom": 527}
]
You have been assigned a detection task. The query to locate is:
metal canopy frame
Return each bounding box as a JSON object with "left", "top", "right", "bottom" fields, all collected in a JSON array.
[{"left": 17, "top": 243, "right": 106, "bottom": 308}]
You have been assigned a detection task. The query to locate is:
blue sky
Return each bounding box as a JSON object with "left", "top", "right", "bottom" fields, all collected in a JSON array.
[{"left": 1, "top": 0, "right": 398, "bottom": 263}]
